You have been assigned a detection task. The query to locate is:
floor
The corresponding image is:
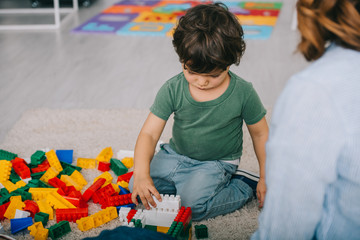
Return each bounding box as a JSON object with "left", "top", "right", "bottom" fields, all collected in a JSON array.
[{"left": 0, "top": 0, "right": 309, "bottom": 143}]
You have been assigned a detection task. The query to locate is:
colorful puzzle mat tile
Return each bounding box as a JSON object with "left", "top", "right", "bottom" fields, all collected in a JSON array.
[{"left": 72, "top": 0, "right": 282, "bottom": 39}]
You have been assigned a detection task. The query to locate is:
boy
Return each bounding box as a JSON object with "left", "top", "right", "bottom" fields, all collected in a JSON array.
[{"left": 130, "top": 2, "right": 268, "bottom": 221}]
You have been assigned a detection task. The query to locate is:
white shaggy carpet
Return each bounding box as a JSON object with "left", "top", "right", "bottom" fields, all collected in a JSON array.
[{"left": 0, "top": 108, "right": 269, "bottom": 240}]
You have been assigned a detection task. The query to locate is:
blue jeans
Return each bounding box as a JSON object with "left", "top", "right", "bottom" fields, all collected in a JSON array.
[{"left": 129, "top": 144, "right": 253, "bottom": 221}]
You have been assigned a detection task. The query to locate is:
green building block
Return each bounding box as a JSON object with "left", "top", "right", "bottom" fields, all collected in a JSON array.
[
  {"left": 31, "top": 150, "right": 46, "bottom": 165},
  {"left": 60, "top": 161, "right": 82, "bottom": 172},
  {"left": 0, "top": 191, "right": 11, "bottom": 205},
  {"left": 144, "top": 225, "right": 157, "bottom": 231},
  {"left": 167, "top": 221, "right": 192, "bottom": 240},
  {"left": 48, "top": 221, "right": 71, "bottom": 239},
  {"left": 9, "top": 169, "right": 21, "bottom": 183},
  {"left": 11, "top": 188, "right": 32, "bottom": 201},
  {"left": 35, "top": 212, "right": 49, "bottom": 226},
  {"left": 135, "top": 219, "right": 142, "bottom": 228},
  {"left": 195, "top": 224, "right": 208, "bottom": 239},
  {"left": 110, "top": 158, "right": 128, "bottom": 176},
  {"left": 26, "top": 179, "right": 51, "bottom": 188},
  {"left": 58, "top": 166, "right": 75, "bottom": 177},
  {"left": 0, "top": 149, "right": 17, "bottom": 161},
  {"left": 31, "top": 171, "right": 46, "bottom": 180}
]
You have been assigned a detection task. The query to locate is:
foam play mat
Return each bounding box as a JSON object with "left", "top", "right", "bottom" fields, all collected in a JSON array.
[{"left": 73, "top": 0, "right": 282, "bottom": 39}]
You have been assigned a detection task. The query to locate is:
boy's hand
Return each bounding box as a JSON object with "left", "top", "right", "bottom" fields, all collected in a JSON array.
[
  {"left": 131, "top": 174, "right": 162, "bottom": 210},
  {"left": 256, "top": 178, "right": 266, "bottom": 208}
]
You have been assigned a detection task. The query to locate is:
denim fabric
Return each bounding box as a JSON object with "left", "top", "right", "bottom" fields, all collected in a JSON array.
[{"left": 130, "top": 144, "right": 253, "bottom": 221}]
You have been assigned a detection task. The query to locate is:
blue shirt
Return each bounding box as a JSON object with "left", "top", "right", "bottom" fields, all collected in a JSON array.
[{"left": 252, "top": 44, "right": 360, "bottom": 239}]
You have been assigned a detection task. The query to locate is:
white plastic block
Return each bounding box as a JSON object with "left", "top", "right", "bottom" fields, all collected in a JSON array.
[
  {"left": 118, "top": 207, "right": 132, "bottom": 223},
  {"left": 156, "top": 208, "right": 179, "bottom": 227},
  {"left": 152, "top": 194, "right": 181, "bottom": 211},
  {"left": 133, "top": 209, "right": 146, "bottom": 227},
  {"left": 143, "top": 209, "right": 158, "bottom": 226},
  {"left": 122, "top": 222, "right": 135, "bottom": 227},
  {"left": 14, "top": 209, "right": 31, "bottom": 219}
]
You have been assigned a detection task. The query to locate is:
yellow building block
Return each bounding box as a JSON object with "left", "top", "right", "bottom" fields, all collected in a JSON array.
[
  {"left": 107, "top": 206, "right": 118, "bottom": 220},
  {"left": 15, "top": 180, "right": 26, "bottom": 188},
  {"left": 70, "top": 170, "right": 87, "bottom": 188},
  {"left": 0, "top": 160, "right": 12, "bottom": 182},
  {"left": 118, "top": 180, "right": 129, "bottom": 191},
  {"left": 46, "top": 191, "right": 76, "bottom": 209},
  {"left": 40, "top": 167, "right": 59, "bottom": 183},
  {"left": 93, "top": 171, "right": 113, "bottom": 188},
  {"left": 76, "top": 207, "right": 118, "bottom": 231},
  {"left": 112, "top": 183, "right": 120, "bottom": 194},
  {"left": 60, "top": 175, "right": 82, "bottom": 191},
  {"left": 2, "top": 180, "right": 18, "bottom": 193},
  {"left": 77, "top": 216, "right": 95, "bottom": 231},
  {"left": 46, "top": 149, "right": 63, "bottom": 172},
  {"left": 121, "top": 157, "right": 134, "bottom": 169},
  {"left": 29, "top": 188, "right": 58, "bottom": 201},
  {"left": 157, "top": 226, "right": 170, "bottom": 234},
  {"left": 92, "top": 206, "right": 118, "bottom": 227},
  {"left": 96, "top": 147, "right": 113, "bottom": 163},
  {"left": 28, "top": 222, "right": 49, "bottom": 240},
  {"left": 36, "top": 199, "right": 54, "bottom": 220},
  {"left": 77, "top": 158, "right": 96, "bottom": 169},
  {"left": 4, "top": 196, "right": 25, "bottom": 219}
]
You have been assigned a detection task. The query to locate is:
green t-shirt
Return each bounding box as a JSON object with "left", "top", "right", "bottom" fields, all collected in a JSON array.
[{"left": 150, "top": 71, "right": 266, "bottom": 161}]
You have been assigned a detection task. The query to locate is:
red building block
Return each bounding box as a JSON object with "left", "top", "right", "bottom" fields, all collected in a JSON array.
[
  {"left": 0, "top": 202, "right": 11, "bottom": 220},
  {"left": 127, "top": 209, "right": 137, "bottom": 223},
  {"left": 31, "top": 160, "right": 50, "bottom": 173},
  {"left": 101, "top": 193, "right": 133, "bottom": 209},
  {"left": 82, "top": 178, "right": 106, "bottom": 202},
  {"left": 64, "top": 186, "right": 77, "bottom": 196},
  {"left": 98, "top": 162, "right": 111, "bottom": 172},
  {"left": 48, "top": 177, "right": 67, "bottom": 192},
  {"left": 68, "top": 190, "right": 82, "bottom": 199},
  {"left": 117, "top": 171, "right": 133, "bottom": 183},
  {"left": 11, "top": 157, "right": 31, "bottom": 179},
  {"left": 92, "top": 184, "right": 117, "bottom": 204},
  {"left": 55, "top": 208, "right": 88, "bottom": 223},
  {"left": 174, "top": 206, "right": 192, "bottom": 229},
  {"left": 23, "top": 200, "right": 39, "bottom": 217}
]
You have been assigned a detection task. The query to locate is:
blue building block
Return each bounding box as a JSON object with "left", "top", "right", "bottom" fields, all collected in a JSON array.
[
  {"left": 118, "top": 186, "right": 130, "bottom": 195},
  {"left": 116, "top": 203, "right": 136, "bottom": 212},
  {"left": 56, "top": 150, "right": 73, "bottom": 164},
  {"left": 11, "top": 217, "right": 33, "bottom": 234}
]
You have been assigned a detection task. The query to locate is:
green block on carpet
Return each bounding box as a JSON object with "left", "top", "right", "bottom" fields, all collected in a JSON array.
[
  {"left": 35, "top": 212, "right": 49, "bottom": 226},
  {"left": 195, "top": 224, "right": 208, "bottom": 239},
  {"left": 0, "top": 149, "right": 17, "bottom": 161},
  {"left": 31, "top": 150, "right": 46, "bottom": 165},
  {"left": 48, "top": 220, "right": 71, "bottom": 239},
  {"left": 110, "top": 158, "right": 128, "bottom": 176}
]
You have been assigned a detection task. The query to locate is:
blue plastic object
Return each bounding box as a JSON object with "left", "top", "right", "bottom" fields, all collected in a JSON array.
[
  {"left": 11, "top": 217, "right": 33, "bottom": 234},
  {"left": 56, "top": 150, "right": 73, "bottom": 164}
]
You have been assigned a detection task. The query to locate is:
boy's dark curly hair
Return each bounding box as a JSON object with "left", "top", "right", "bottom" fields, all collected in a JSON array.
[{"left": 172, "top": 2, "right": 246, "bottom": 73}]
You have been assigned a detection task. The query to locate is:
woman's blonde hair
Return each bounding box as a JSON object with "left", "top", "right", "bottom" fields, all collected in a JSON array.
[{"left": 296, "top": 0, "right": 360, "bottom": 61}]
